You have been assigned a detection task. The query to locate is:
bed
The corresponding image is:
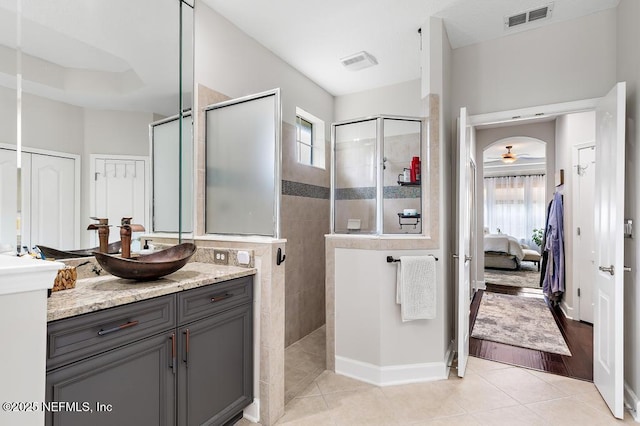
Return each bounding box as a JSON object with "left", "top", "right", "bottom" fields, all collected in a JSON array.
[{"left": 483, "top": 234, "right": 525, "bottom": 270}]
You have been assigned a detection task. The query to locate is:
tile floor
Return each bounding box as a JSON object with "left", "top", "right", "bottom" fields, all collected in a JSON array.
[{"left": 236, "top": 327, "right": 638, "bottom": 425}]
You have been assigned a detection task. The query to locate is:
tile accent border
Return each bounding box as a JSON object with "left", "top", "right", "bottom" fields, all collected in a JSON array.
[
  {"left": 335, "top": 186, "right": 421, "bottom": 200},
  {"left": 282, "top": 180, "right": 330, "bottom": 199}
]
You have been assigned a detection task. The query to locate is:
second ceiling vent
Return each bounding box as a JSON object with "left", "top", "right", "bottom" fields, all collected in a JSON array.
[{"left": 505, "top": 3, "right": 554, "bottom": 29}]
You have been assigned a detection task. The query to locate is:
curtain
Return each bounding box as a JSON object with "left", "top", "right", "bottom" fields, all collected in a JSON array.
[{"left": 484, "top": 175, "right": 546, "bottom": 251}]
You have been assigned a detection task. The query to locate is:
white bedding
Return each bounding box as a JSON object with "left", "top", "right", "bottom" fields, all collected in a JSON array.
[{"left": 483, "top": 234, "right": 524, "bottom": 260}]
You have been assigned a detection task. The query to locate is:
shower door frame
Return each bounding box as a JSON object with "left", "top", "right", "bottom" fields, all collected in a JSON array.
[{"left": 330, "top": 114, "right": 424, "bottom": 235}]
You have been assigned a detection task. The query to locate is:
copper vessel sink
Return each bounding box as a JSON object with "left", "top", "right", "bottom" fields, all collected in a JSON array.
[
  {"left": 37, "top": 241, "right": 122, "bottom": 259},
  {"left": 93, "top": 243, "right": 196, "bottom": 281}
]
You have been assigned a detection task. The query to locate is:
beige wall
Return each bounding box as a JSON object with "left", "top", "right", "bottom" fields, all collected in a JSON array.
[{"left": 281, "top": 121, "right": 330, "bottom": 346}]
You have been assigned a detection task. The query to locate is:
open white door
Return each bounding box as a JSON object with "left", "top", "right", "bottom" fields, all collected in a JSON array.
[
  {"left": 593, "top": 82, "right": 625, "bottom": 419},
  {"left": 456, "top": 107, "right": 472, "bottom": 377}
]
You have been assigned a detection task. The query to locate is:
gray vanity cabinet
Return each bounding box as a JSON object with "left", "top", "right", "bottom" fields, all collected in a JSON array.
[
  {"left": 176, "top": 275, "right": 254, "bottom": 426},
  {"left": 45, "top": 332, "right": 175, "bottom": 426},
  {"left": 46, "top": 275, "right": 254, "bottom": 426},
  {"left": 177, "top": 303, "right": 253, "bottom": 426}
]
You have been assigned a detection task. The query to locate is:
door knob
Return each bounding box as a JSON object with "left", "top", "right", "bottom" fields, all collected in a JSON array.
[{"left": 599, "top": 265, "right": 615, "bottom": 275}]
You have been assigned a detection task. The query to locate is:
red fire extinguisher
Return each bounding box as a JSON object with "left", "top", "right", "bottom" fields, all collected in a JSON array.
[{"left": 410, "top": 156, "right": 421, "bottom": 183}]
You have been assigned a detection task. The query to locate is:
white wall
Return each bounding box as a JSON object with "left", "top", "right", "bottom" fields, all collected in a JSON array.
[
  {"left": 0, "top": 86, "right": 16, "bottom": 145},
  {"left": 22, "top": 92, "right": 85, "bottom": 154},
  {"left": 439, "top": 18, "right": 455, "bottom": 358},
  {"left": 334, "top": 79, "right": 421, "bottom": 122},
  {"left": 81, "top": 109, "right": 153, "bottom": 245},
  {"left": 194, "top": 2, "right": 333, "bottom": 129},
  {"left": 451, "top": 8, "right": 617, "bottom": 116},
  {"left": 335, "top": 248, "right": 448, "bottom": 385},
  {"left": 554, "top": 111, "right": 595, "bottom": 317},
  {"left": 0, "top": 85, "right": 154, "bottom": 247},
  {"left": 617, "top": 0, "right": 640, "bottom": 416}
]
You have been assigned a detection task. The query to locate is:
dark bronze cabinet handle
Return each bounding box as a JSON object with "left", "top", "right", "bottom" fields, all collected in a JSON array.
[
  {"left": 97, "top": 320, "right": 139, "bottom": 336},
  {"left": 183, "top": 329, "right": 190, "bottom": 365},
  {"left": 170, "top": 333, "right": 176, "bottom": 373},
  {"left": 210, "top": 293, "right": 232, "bottom": 303}
]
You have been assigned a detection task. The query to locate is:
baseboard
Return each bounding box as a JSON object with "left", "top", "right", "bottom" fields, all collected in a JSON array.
[
  {"left": 624, "top": 382, "right": 640, "bottom": 422},
  {"left": 335, "top": 355, "right": 449, "bottom": 387},
  {"left": 560, "top": 301, "right": 574, "bottom": 320},
  {"left": 243, "top": 399, "right": 260, "bottom": 424}
]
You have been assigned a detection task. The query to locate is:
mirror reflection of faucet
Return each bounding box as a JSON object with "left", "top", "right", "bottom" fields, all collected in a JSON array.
[{"left": 87, "top": 217, "right": 111, "bottom": 253}]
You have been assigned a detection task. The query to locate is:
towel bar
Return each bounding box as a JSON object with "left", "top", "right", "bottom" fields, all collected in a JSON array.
[{"left": 386, "top": 255, "right": 438, "bottom": 263}]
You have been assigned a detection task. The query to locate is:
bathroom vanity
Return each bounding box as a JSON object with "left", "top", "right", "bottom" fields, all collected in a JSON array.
[{"left": 45, "top": 262, "right": 255, "bottom": 426}]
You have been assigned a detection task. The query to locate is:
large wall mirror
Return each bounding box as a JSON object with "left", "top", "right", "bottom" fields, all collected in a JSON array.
[{"left": 0, "top": 0, "right": 193, "bottom": 253}]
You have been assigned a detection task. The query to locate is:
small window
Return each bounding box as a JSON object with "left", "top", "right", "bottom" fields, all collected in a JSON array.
[{"left": 296, "top": 107, "right": 325, "bottom": 169}]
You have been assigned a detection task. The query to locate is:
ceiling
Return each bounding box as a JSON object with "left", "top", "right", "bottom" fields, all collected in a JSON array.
[
  {"left": 203, "top": 0, "right": 620, "bottom": 96},
  {"left": 0, "top": 0, "right": 620, "bottom": 114}
]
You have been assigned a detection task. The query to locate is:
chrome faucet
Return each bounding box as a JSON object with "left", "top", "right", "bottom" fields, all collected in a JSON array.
[{"left": 119, "top": 217, "right": 145, "bottom": 258}]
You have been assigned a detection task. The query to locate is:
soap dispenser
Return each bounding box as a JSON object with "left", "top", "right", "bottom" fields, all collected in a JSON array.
[{"left": 139, "top": 240, "right": 154, "bottom": 255}]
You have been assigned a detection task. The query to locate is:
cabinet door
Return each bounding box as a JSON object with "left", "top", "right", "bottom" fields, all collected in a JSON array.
[
  {"left": 46, "top": 333, "right": 175, "bottom": 426},
  {"left": 178, "top": 303, "right": 253, "bottom": 426}
]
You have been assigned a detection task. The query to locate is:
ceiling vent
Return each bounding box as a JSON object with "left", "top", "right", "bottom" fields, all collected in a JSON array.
[
  {"left": 340, "top": 51, "right": 378, "bottom": 71},
  {"left": 504, "top": 3, "right": 554, "bottom": 29}
]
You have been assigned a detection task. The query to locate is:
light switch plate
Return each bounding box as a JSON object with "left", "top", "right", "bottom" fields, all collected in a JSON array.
[{"left": 237, "top": 250, "right": 250, "bottom": 265}]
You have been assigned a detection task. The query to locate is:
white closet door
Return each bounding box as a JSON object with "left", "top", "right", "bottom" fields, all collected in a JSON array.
[
  {"left": 29, "top": 153, "right": 76, "bottom": 250},
  {"left": 0, "top": 148, "right": 17, "bottom": 251},
  {"left": 94, "top": 157, "right": 147, "bottom": 244}
]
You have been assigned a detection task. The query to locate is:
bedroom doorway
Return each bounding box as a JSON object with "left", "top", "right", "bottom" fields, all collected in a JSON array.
[
  {"left": 458, "top": 85, "right": 626, "bottom": 419},
  {"left": 481, "top": 136, "right": 548, "bottom": 290}
]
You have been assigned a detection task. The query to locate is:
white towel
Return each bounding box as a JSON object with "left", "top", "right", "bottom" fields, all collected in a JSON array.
[{"left": 396, "top": 255, "right": 436, "bottom": 321}]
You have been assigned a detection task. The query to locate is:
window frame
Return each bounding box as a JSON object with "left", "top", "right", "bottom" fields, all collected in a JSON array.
[{"left": 295, "top": 107, "right": 325, "bottom": 170}]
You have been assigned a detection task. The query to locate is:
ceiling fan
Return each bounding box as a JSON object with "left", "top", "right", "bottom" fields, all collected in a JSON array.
[{"left": 501, "top": 145, "right": 517, "bottom": 164}]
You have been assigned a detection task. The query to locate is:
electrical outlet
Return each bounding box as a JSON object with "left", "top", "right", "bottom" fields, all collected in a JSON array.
[{"left": 214, "top": 249, "right": 229, "bottom": 265}]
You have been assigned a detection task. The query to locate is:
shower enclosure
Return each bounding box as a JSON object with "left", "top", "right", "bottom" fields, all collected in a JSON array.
[{"left": 331, "top": 115, "right": 423, "bottom": 235}]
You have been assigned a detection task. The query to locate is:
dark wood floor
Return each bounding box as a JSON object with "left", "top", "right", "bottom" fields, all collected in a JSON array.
[{"left": 470, "top": 283, "right": 594, "bottom": 381}]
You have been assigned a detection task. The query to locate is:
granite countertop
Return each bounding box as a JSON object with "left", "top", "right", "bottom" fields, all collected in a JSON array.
[{"left": 47, "top": 262, "right": 256, "bottom": 322}]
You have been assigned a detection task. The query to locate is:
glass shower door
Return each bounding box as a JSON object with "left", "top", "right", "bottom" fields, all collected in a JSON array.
[
  {"left": 332, "top": 119, "right": 378, "bottom": 234},
  {"left": 205, "top": 90, "right": 281, "bottom": 237},
  {"left": 382, "top": 118, "right": 422, "bottom": 234}
]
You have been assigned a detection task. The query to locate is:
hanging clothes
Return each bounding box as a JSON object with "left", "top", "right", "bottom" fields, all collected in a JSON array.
[{"left": 542, "top": 191, "right": 565, "bottom": 304}]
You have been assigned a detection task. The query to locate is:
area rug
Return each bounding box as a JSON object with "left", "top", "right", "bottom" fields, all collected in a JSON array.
[
  {"left": 484, "top": 263, "right": 540, "bottom": 288},
  {"left": 471, "top": 292, "right": 572, "bottom": 356}
]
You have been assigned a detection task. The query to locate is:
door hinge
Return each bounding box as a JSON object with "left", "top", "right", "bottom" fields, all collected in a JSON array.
[
  {"left": 577, "top": 288, "right": 580, "bottom": 297},
  {"left": 577, "top": 227, "right": 581, "bottom": 236},
  {"left": 95, "top": 172, "right": 99, "bottom": 181}
]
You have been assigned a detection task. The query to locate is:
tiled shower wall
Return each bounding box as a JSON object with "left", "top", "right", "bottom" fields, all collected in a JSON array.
[
  {"left": 333, "top": 132, "right": 422, "bottom": 235},
  {"left": 281, "top": 121, "right": 330, "bottom": 346}
]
